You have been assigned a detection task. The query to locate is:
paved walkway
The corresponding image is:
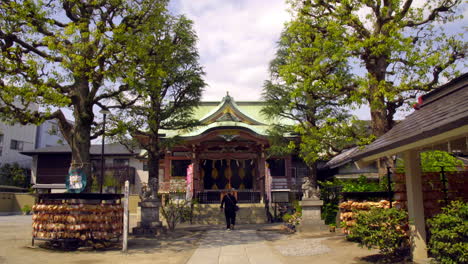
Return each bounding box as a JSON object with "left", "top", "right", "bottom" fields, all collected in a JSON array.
[{"left": 187, "top": 228, "right": 283, "bottom": 264}]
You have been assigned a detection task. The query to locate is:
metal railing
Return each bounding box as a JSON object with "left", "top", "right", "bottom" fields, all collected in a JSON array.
[{"left": 196, "top": 189, "right": 261, "bottom": 204}]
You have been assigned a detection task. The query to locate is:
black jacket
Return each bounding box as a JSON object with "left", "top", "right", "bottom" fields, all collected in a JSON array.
[{"left": 221, "top": 193, "right": 237, "bottom": 212}]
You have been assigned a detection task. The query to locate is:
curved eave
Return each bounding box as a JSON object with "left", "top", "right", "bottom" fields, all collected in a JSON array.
[
  {"left": 199, "top": 97, "right": 266, "bottom": 125},
  {"left": 162, "top": 121, "right": 270, "bottom": 138}
]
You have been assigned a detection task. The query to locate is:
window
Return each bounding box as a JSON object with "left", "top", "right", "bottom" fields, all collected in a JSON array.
[
  {"left": 10, "top": 139, "right": 24, "bottom": 151},
  {"left": 171, "top": 160, "right": 191, "bottom": 177},
  {"left": 267, "top": 159, "right": 286, "bottom": 177},
  {"left": 113, "top": 159, "right": 129, "bottom": 166},
  {"left": 143, "top": 162, "right": 148, "bottom": 171}
]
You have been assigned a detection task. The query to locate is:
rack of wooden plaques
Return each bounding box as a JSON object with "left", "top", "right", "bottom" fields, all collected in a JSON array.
[{"left": 32, "top": 193, "right": 123, "bottom": 246}]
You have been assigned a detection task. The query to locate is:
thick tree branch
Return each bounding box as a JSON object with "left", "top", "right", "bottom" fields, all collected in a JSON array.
[{"left": 404, "top": 1, "right": 459, "bottom": 27}]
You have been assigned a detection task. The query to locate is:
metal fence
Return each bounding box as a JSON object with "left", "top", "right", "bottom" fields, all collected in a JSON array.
[{"left": 196, "top": 189, "right": 261, "bottom": 204}]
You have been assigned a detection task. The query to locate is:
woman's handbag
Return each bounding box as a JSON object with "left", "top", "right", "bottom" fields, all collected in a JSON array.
[{"left": 226, "top": 194, "right": 239, "bottom": 211}]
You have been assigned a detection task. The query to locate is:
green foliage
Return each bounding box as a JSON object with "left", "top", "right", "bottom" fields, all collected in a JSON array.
[
  {"left": 90, "top": 175, "right": 100, "bottom": 193},
  {"left": 21, "top": 204, "right": 32, "bottom": 215},
  {"left": 322, "top": 175, "right": 386, "bottom": 193},
  {"left": 292, "top": 200, "right": 302, "bottom": 214},
  {"left": 396, "top": 150, "right": 464, "bottom": 173},
  {"left": 322, "top": 202, "right": 339, "bottom": 225},
  {"left": 282, "top": 200, "right": 303, "bottom": 226},
  {"left": 319, "top": 180, "right": 342, "bottom": 225},
  {"left": 349, "top": 207, "right": 409, "bottom": 257},
  {"left": 103, "top": 172, "right": 119, "bottom": 188},
  {"left": 427, "top": 201, "right": 468, "bottom": 264},
  {"left": 110, "top": 11, "right": 205, "bottom": 183},
  {"left": 160, "top": 195, "right": 192, "bottom": 231},
  {"left": 0, "top": 1, "right": 172, "bottom": 192},
  {"left": 0, "top": 163, "right": 29, "bottom": 188},
  {"left": 262, "top": 8, "right": 371, "bottom": 185},
  {"left": 283, "top": 0, "right": 465, "bottom": 138}
]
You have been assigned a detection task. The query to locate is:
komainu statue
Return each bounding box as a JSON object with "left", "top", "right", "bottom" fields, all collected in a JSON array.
[{"left": 301, "top": 177, "right": 319, "bottom": 200}]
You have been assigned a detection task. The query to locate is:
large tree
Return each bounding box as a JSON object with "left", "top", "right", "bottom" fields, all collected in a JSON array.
[
  {"left": 111, "top": 13, "right": 205, "bottom": 197},
  {"left": 0, "top": 0, "right": 167, "bottom": 190},
  {"left": 289, "top": 0, "right": 466, "bottom": 138},
  {"left": 263, "top": 20, "right": 368, "bottom": 190}
]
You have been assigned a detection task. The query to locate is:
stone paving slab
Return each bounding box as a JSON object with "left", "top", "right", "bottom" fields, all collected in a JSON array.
[{"left": 187, "top": 228, "right": 283, "bottom": 264}]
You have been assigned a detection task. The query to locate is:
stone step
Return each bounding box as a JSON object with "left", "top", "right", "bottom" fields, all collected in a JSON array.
[{"left": 191, "top": 203, "right": 267, "bottom": 224}]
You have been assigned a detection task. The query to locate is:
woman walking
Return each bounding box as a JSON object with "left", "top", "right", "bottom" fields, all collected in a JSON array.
[{"left": 220, "top": 189, "right": 238, "bottom": 230}]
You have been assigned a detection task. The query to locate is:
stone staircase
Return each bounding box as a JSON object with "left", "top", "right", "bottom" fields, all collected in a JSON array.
[{"left": 191, "top": 203, "right": 267, "bottom": 225}]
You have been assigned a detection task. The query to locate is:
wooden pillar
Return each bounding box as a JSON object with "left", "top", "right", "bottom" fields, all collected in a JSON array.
[
  {"left": 285, "top": 156, "right": 292, "bottom": 189},
  {"left": 258, "top": 146, "right": 266, "bottom": 201},
  {"left": 192, "top": 148, "right": 200, "bottom": 193},
  {"left": 403, "top": 149, "right": 428, "bottom": 263},
  {"left": 164, "top": 153, "right": 170, "bottom": 182}
]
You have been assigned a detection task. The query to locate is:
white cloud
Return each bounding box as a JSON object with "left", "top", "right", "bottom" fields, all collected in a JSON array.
[
  {"left": 172, "top": 0, "right": 290, "bottom": 101},
  {"left": 171, "top": 0, "right": 466, "bottom": 121}
]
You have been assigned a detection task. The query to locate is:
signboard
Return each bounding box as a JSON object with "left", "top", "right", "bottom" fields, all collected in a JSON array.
[
  {"left": 186, "top": 164, "right": 193, "bottom": 200},
  {"left": 272, "top": 190, "right": 290, "bottom": 203},
  {"left": 66, "top": 167, "right": 87, "bottom": 193},
  {"left": 122, "top": 180, "right": 129, "bottom": 252}
]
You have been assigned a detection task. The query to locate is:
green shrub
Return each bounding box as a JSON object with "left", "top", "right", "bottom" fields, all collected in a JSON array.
[
  {"left": 427, "top": 201, "right": 468, "bottom": 264},
  {"left": 282, "top": 213, "right": 292, "bottom": 222},
  {"left": 160, "top": 195, "right": 191, "bottom": 231},
  {"left": 321, "top": 202, "right": 338, "bottom": 225},
  {"left": 349, "top": 207, "right": 409, "bottom": 257},
  {"left": 0, "top": 163, "right": 29, "bottom": 187},
  {"left": 21, "top": 204, "right": 32, "bottom": 215},
  {"left": 282, "top": 201, "right": 302, "bottom": 226}
]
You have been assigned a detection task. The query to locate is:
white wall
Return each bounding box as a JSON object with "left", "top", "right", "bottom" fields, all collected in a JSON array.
[
  {"left": 130, "top": 158, "right": 148, "bottom": 195},
  {"left": 35, "top": 120, "right": 66, "bottom": 149},
  {"left": 0, "top": 122, "right": 36, "bottom": 168}
]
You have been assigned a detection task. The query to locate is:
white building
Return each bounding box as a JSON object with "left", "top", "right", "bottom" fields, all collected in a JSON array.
[
  {"left": 0, "top": 122, "right": 37, "bottom": 168},
  {"left": 0, "top": 119, "right": 66, "bottom": 169},
  {"left": 35, "top": 119, "right": 66, "bottom": 149}
]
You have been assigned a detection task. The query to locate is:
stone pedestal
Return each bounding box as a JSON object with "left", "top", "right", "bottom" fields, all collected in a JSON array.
[
  {"left": 298, "top": 199, "right": 327, "bottom": 233},
  {"left": 132, "top": 199, "right": 165, "bottom": 236}
]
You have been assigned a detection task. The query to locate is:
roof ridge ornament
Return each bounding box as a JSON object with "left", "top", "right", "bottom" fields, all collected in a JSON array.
[{"left": 223, "top": 91, "right": 232, "bottom": 102}]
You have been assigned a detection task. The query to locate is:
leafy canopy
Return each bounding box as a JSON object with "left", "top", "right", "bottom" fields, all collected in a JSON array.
[
  {"left": 0, "top": 0, "right": 169, "bottom": 144},
  {"left": 287, "top": 0, "right": 466, "bottom": 136},
  {"left": 263, "top": 14, "right": 369, "bottom": 166},
  {"left": 109, "top": 11, "right": 205, "bottom": 181}
]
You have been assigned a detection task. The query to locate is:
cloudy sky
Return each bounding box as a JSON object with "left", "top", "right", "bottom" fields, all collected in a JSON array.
[
  {"left": 170, "top": 0, "right": 290, "bottom": 101},
  {"left": 170, "top": 0, "right": 467, "bottom": 120}
]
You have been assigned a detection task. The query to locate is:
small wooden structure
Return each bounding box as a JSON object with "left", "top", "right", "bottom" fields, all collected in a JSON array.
[
  {"left": 32, "top": 193, "right": 123, "bottom": 248},
  {"left": 351, "top": 73, "right": 468, "bottom": 262}
]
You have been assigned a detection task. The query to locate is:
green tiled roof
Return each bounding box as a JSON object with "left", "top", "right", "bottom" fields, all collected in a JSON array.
[{"left": 162, "top": 94, "right": 294, "bottom": 138}]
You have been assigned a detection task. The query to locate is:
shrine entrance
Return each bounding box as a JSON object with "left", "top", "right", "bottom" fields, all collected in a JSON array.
[{"left": 201, "top": 159, "right": 255, "bottom": 190}]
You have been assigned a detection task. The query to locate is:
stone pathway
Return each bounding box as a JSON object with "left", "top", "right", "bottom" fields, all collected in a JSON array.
[{"left": 186, "top": 228, "right": 283, "bottom": 264}]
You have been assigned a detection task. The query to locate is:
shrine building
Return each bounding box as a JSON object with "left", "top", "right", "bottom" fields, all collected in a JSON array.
[{"left": 156, "top": 93, "right": 308, "bottom": 203}]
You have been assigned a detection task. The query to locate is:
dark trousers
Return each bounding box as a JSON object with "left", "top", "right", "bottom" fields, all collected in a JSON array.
[{"left": 224, "top": 209, "right": 236, "bottom": 228}]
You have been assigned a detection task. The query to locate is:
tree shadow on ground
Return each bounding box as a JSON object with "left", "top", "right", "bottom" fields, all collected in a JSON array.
[
  {"left": 128, "top": 229, "right": 203, "bottom": 254},
  {"left": 355, "top": 248, "right": 413, "bottom": 264}
]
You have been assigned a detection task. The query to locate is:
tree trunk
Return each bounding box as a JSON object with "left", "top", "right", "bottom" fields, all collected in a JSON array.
[
  {"left": 366, "top": 55, "right": 392, "bottom": 137},
  {"left": 370, "top": 106, "right": 390, "bottom": 137},
  {"left": 57, "top": 80, "right": 95, "bottom": 192},
  {"left": 364, "top": 54, "right": 397, "bottom": 177},
  {"left": 308, "top": 162, "right": 318, "bottom": 190},
  {"left": 147, "top": 148, "right": 160, "bottom": 199},
  {"left": 70, "top": 126, "right": 92, "bottom": 192}
]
